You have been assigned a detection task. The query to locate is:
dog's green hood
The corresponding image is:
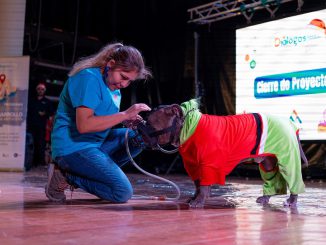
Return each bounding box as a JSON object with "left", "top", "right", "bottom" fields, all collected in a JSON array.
[{"left": 180, "top": 99, "right": 202, "bottom": 145}]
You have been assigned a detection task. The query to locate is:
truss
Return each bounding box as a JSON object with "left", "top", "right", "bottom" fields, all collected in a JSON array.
[{"left": 188, "top": 0, "right": 304, "bottom": 24}]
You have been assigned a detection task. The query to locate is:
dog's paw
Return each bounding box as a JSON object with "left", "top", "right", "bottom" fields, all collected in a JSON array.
[
  {"left": 283, "top": 194, "right": 298, "bottom": 207},
  {"left": 188, "top": 186, "right": 210, "bottom": 208},
  {"left": 256, "top": 195, "right": 271, "bottom": 205},
  {"left": 186, "top": 196, "right": 195, "bottom": 204},
  {"left": 189, "top": 197, "right": 205, "bottom": 208}
]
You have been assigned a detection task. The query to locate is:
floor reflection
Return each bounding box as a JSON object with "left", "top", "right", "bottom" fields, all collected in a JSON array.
[{"left": 6, "top": 167, "right": 326, "bottom": 216}]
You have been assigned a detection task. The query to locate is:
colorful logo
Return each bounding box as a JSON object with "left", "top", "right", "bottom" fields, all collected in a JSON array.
[
  {"left": 274, "top": 35, "right": 308, "bottom": 47},
  {"left": 274, "top": 18, "right": 325, "bottom": 48}
]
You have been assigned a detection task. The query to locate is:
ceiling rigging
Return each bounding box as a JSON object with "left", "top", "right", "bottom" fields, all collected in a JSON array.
[{"left": 187, "top": 0, "right": 304, "bottom": 24}]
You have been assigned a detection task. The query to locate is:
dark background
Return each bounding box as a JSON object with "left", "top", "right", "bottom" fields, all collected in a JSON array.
[{"left": 23, "top": 0, "right": 326, "bottom": 177}]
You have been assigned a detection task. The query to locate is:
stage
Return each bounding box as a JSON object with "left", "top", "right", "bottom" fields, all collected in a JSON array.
[{"left": 1, "top": 168, "right": 326, "bottom": 244}]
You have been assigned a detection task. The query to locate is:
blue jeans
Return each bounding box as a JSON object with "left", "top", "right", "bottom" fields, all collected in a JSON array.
[{"left": 55, "top": 128, "right": 144, "bottom": 203}]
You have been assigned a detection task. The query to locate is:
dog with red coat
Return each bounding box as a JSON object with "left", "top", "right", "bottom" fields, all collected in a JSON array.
[{"left": 141, "top": 99, "right": 307, "bottom": 208}]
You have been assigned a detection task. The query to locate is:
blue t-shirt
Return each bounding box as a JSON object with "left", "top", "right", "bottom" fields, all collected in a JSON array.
[{"left": 51, "top": 67, "right": 121, "bottom": 158}]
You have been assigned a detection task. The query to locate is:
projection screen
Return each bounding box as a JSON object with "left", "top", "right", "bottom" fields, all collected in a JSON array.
[{"left": 236, "top": 9, "right": 326, "bottom": 141}]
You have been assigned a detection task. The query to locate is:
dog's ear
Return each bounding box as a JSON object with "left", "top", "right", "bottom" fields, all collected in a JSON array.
[
  {"left": 171, "top": 104, "right": 183, "bottom": 118},
  {"left": 162, "top": 104, "right": 180, "bottom": 116}
]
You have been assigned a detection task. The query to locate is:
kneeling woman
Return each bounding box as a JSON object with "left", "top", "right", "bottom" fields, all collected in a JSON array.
[{"left": 46, "top": 42, "right": 151, "bottom": 203}]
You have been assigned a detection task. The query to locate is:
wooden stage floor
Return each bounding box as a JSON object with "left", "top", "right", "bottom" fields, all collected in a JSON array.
[{"left": 1, "top": 167, "right": 326, "bottom": 245}]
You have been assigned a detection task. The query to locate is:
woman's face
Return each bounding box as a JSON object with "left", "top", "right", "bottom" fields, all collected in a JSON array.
[{"left": 105, "top": 60, "right": 138, "bottom": 91}]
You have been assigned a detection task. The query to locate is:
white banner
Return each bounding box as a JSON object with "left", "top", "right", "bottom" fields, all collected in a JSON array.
[
  {"left": 0, "top": 56, "right": 30, "bottom": 171},
  {"left": 236, "top": 9, "right": 326, "bottom": 141}
]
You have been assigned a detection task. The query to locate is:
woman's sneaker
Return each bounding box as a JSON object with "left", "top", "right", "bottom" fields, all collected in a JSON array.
[{"left": 45, "top": 163, "right": 69, "bottom": 202}]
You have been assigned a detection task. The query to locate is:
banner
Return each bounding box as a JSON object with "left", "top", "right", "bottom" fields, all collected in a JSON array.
[
  {"left": 0, "top": 56, "right": 30, "bottom": 171},
  {"left": 236, "top": 9, "right": 326, "bottom": 140}
]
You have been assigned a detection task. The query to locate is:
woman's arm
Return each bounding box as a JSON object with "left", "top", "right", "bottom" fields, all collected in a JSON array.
[{"left": 76, "top": 103, "right": 150, "bottom": 133}]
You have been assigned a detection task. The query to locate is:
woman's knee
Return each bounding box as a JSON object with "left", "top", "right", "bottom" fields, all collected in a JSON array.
[
  {"left": 112, "top": 183, "right": 133, "bottom": 203},
  {"left": 100, "top": 180, "right": 133, "bottom": 203}
]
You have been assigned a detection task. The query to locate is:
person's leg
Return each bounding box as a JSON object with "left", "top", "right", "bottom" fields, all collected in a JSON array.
[
  {"left": 38, "top": 127, "right": 46, "bottom": 165},
  {"left": 56, "top": 147, "right": 133, "bottom": 203},
  {"left": 31, "top": 128, "right": 41, "bottom": 167}
]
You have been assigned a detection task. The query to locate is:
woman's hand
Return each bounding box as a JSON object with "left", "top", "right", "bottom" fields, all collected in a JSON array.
[
  {"left": 76, "top": 103, "right": 151, "bottom": 134},
  {"left": 122, "top": 103, "right": 151, "bottom": 121}
]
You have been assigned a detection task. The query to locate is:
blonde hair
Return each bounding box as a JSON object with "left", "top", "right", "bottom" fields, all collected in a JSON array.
[{"left": 68, "top": 42, "right": 152, "bottom": 79}]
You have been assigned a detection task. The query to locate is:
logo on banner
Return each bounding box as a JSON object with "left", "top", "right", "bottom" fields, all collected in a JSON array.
[{"left": 274, "top": 18, "right": 326, "bottom": 48}]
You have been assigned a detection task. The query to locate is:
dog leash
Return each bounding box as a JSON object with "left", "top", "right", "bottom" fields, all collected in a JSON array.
[
  {"left": 124, "top": 107, "right": 198, "bottom": 201},
  {"left": 124, "top": 129, "right": 181, "bottom": 201}
]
